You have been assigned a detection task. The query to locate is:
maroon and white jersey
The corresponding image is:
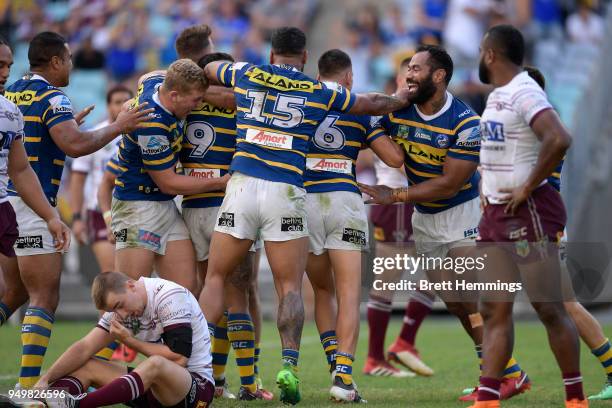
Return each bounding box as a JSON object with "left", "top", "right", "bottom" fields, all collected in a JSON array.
[
  {"left": 98, "top": 277, "right": 212, "bottom": 382},
  {"left": 480, "top": 71, "right": 553, "bottom": 204},
  {"left": 0, "top": 95, "right": 24, "bottom": 203}
]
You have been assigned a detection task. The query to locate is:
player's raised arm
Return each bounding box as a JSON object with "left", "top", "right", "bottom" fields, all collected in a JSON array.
[
  {"left": 348, "top": 88, "right": 412, "bottom": 116},
  {"left": 35, "top": 326, "right": 113, "bottom": 387},
  {"left": 197, "top": 52, "right": 237, "bottom": 108},
  {"left": 203, "top": 60, "right": 232, "bottom": 86},
  {"left": 49, "top": 103, "right": 154, "bottom": 158}
]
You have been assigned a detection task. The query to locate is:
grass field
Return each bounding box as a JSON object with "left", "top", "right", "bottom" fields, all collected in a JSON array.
[{"left": 1, "top": 318, "right": 610, "bottom": 407}]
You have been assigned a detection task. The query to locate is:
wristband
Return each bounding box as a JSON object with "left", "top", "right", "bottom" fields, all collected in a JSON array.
[{"left": 103, "top": 210, "right": 112, "bottom": 227}]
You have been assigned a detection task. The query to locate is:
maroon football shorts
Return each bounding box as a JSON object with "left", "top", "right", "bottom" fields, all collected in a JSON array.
[
  {"left": 370, "top": 202, "right": 414, "bottom": 243},
  {"left": 0, "top": 201, "right": 18, "bottom": 257},
  {"left": 87, "top": 209, "right": 109, "bottom": 243}
]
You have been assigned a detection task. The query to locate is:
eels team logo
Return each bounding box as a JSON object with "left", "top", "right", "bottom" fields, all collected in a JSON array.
[{"left": 436, "top": 134, "right": 450, "bottom": 148}]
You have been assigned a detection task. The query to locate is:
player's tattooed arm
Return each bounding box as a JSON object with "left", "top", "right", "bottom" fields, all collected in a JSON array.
[
  {"left": 203, "top": 85, "right": 236, "bottom": 109},
  {"left": 277, "top": 291, "right": 304, "bottom": 350},
  {"left": 50, "top": 103, "right": 154, "bottom": 157},
  {"left": 349, "top": 87, "right": 413, "bottom": 116}
]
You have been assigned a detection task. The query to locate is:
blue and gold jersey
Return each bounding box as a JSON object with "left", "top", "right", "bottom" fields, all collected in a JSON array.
[
  {"left": 113, "top": 78, "right": 183, "bottom": 201},
  {"left": 180, "top": 102, "right": 237, "bottom": 208},
  {"left": 304, "top": 109, "right": 384, "bottom": 194},
  {"left": 548, "top": 157, "right": 564, "bottom": 192},
  {"left": 5, "top": 75, "right": 75, "bottom": 205},
  {"left": 215, "top": 62, "right": 356, "bottom": 187},
  {"left": 379, "top": 93, "right": 481, "bottom": 214}
]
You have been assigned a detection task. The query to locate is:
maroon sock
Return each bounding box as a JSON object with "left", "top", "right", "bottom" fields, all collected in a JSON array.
[
  {"left": 398, "top": 296, "right": 432, "bottom": 345},
  {"left": 367, "top": 297, "right": 392, "bottom": 361},
  {"left": 50, "top": 376, "right": 84, "bottom": 396},
  {"left": 476, "top": 376, "right": 501, "bottom": 401},
  {"left": 563, "top": 372, "right": 585, "bottom": 401},
  {"left": 79, "top": 371, "right": 144, "bottom": 408}
]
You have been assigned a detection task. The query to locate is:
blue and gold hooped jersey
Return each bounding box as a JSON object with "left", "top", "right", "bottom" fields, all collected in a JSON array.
[
  {"left": 215, "top": 62, "right": 356, "bottom": 187},
  {"left": 180, "top": 102, "right": 237, "bottom": 208},
  {"left": 304, "top": 108, "right": 385, "bottom": 194},
  {"left": 113, "top": 78, "right": 183, "bottom": 201},
  {"left": 548, "top": 157, "right": 564, "bottom": 192},
  {"left": 5, "top": 75, "right": 75, "bottom": 205},
  {"left": 379, "top": 93, "right": 481, "bottom": 214}
]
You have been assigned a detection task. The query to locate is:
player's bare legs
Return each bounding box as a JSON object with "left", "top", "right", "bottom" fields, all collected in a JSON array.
[
  {"left": 328, "top": 249, "right": 360, "bottom": 388},
  {"left": 50, "top": 356, "right": 194, "bottom": 407},
  {"left": 115, "top": 248, "right": 155, "bottom": 280},
  {"left": 265, "top": 238, "right": 307, "bottom": 352},
  {"left": 17, "top": 253, "right": 62, "bottom": 387},
  {"left": 306, "top": 252, "right": 338, "bottom": 374},
  {"left": 0, "top": 255, "right": 28, "bottom": 323},
  {"left": 155, "top": 239, "right": 197, "bottom": 295},
  {"left": 91, "top": 241, "right": 115, "bottom": 273},
  {"left": 306, "top": 254, "right": 337, "bottom": 341},
  {"left": 199, "top": 231, "right": 253, "bottom": 329},
  {"left": 521, "top": 254, "right": 580, "bottom": 376}
]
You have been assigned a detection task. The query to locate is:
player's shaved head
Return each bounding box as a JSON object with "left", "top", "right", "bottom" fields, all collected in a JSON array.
[
  {"left": 28, "top": 31, "right": 68, "bottom": 69},
  {"left": 318, "top": 49, "right": 352, "bottom": 78},
  {"left": 524, "top": 65, "right": 545, "bottom": 90},
  {"left": 175, "top": 24, "right": 213, "bottom": 62},
  {"left": 484, "top": 24, "right": 525, "bottom": 66},
  {"left": 271, "top": 27, "right": 306, "bottom": 56},
  {"left": 92, "top": 271, "right": 130, "bottom": 310},
  {"left": 197, "top": 52, "right": 234, "bottom": 69}
]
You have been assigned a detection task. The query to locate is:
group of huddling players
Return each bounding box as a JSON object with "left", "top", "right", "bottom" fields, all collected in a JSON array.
[{"left": 0, "top": 19, "right": 608, "bottom": 408}]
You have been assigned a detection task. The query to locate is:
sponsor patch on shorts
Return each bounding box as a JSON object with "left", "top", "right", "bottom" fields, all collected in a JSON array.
[
  {"left": 342, "top": 228, "right": 366, "bottom": 246},
  {"left": 15, "top": 235, "right": 43, "bottom": 249},
  {"left": 114, "top": 228, "right": 127, "bottom": 243},
  {"left": 218, "top": 212, "right": 235, "bottom": 227},
  {"left": 281, "top": 217, "right": 304, "bottom": 232},
  {"left": 138, "top": 229, "right": 161, "bottom": 250}
]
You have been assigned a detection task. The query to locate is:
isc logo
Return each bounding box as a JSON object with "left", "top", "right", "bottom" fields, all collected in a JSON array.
[{"left": 483, "top": 121, "right": 504, "bottom": 142}]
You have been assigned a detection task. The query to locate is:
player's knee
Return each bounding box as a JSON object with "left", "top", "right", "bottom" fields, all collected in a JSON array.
[
  {"left": 532, "top": 302, "right": 565, "bottom": 327},
  {"left": 144, "top": 355, "right": 167, "bottom": 375}
]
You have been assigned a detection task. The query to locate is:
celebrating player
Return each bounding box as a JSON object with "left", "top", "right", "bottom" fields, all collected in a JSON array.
[
  {"left": 473, "top": 25, "right": 585, "bottom": 408},
  {"left": 359, "top": 44, "right": 530, "bottom": 401},
  {"left": 0, "top": 31, "right": 151, "bottom": 388},
  {"left": 69, "top": 85, "right": 134, "bottom": 273},
  {"left": 198, "top": 26, "right": 413, "bottom": 404},
  {"left": 110, "top": 59, "right": 228, "bottom": 294},
  {"left": 33, "top": 271, "right": 214, "bottom": 408},
  {"left": 304, "top": 49, "right": 406, "bottom": 402},
  {"left": 364, "top": 56, "right": 435, "bottom": 379},
  {"left": 181, "top": 52, "right": 272, "bottom": 401}
]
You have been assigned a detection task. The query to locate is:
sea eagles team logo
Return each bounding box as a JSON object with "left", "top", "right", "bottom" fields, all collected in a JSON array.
[
  {"left": 436, "top": 134, "right": 450, "bottom": 148},
  {"left": 515, "top": 239, "right": 530, "bottom": 258}
]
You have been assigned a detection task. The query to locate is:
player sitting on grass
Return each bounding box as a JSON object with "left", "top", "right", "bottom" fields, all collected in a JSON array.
[{"left": 34, "top": 271, "right": 215, "bottom": 408}]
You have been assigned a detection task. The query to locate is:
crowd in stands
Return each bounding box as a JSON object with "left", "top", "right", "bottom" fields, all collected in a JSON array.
[
  {"left": 343, "top": 0, "right": 608, "bottom": 111},
  {"left": 0, "top": 0, "right": 319, "bottom": 82}
]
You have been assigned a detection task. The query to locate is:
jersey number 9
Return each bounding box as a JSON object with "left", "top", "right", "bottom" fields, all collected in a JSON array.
[{"left": 186, "top": 121, "right": 216, "bottom": 158}]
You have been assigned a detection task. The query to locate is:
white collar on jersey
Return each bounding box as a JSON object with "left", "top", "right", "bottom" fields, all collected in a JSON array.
[
  {"left": 414, "top": 91, "right": 453, "bottom": 122},
  {"left": 152, "top": 87, "right": 174, "bottom": 117},
  {"left": 30, "top": 73, "right": 50, "bottom": 83}
]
